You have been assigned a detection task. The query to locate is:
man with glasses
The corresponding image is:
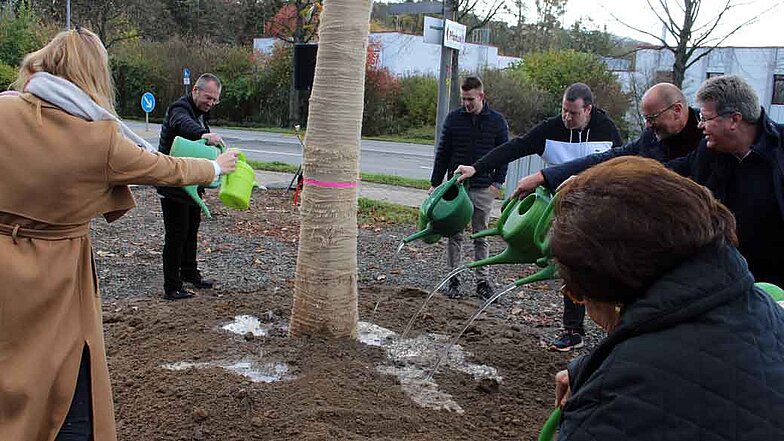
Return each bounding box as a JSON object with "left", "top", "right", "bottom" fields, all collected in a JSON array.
[
  {"left": 456, "top": 82, "right": 624, "bottom": 352},
  {"left": 667, "top": 74, "right": 784, "bottom": 287},
  {"left": 507, "top": 82, "right": 703, "bottom": 197},
  {"left": 157, "top": 73, "right": 224, "bottom": 300}
]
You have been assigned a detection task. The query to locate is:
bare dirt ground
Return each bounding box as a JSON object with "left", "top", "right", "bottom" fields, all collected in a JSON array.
[{"left": 93, "top": 187, "right": 597, "bottom": 440}]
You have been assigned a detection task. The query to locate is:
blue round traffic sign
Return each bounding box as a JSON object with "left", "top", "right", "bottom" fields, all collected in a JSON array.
[{"left": 140, "top": 92, "right": 155, "bottom": 113}]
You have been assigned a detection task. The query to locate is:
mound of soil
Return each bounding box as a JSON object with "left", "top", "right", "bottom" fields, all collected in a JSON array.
[{"left": 93, "top": 187, "right": 588, "bottom": 440}]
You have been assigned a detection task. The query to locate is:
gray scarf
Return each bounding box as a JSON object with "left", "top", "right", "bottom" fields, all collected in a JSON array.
[{"left": 25, "top": 72, "right": 156, "bottom": 152}]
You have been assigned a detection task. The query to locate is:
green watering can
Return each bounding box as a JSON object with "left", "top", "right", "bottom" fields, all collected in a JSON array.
[
  {"left": 468, "top": 186, "right": 555, "bottom": 269},
  {"left": 403, "top": 173, "right": 473, "bottom": 244},
  {"left": 170, "top": 136, "right": 258, "bottom": 218},
  {"left": 219, "top": 152, "right": 259, "bottom": 210},
  {"left": 538, "top": 281, "right": 784, "bottom": 440}
]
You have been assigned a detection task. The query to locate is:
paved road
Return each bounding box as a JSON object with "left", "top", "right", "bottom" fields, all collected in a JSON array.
[{"left": 126, "top": 121, "right": 436, "bottom": 180}]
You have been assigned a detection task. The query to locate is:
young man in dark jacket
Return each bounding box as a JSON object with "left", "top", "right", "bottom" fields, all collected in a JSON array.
[
  {"left": 511, "top": 83, "right": 703, "bottom": 194},
  {"left": 457, "top": 83, "right": 624, "bottom": 351},
  {"left": 430, "top": 75, "right": 509, "bottom": 300},
  {"left": 667, "top": 74, "right": 784, "bottom": 287},
  {"left": 157, "top": 73, "right": 224, "bottom": 300}
]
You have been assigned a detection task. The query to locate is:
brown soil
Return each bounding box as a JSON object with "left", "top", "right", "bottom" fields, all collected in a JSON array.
[{"left": 98, "top": 188, "right": 578, "bottom": 440}]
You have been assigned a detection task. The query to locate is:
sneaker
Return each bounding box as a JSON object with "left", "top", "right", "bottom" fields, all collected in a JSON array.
[
  {"left": 476, "top": 280, "right": 494, "bottom": 300},
  {"left": 443, "top": 278, "right": 461, "bottom": 299},
  {"left": 547, "top": 330, "right": 585, "bottom": 352}
]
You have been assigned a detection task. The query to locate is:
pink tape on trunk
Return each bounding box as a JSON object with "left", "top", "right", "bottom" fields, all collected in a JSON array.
[{"left": 303, "top": 177, "right": 358, "bottom": 189}]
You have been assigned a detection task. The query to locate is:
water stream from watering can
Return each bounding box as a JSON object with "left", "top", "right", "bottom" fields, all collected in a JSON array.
[
  {"left": 426, "top": 281, "right": 519, "bottom": 380},
  {"left": 399, "top": 265, "right": 470, "bottom": 341},
  {"left": 370, "top": 241, "right": 407, "bottom": 322}
]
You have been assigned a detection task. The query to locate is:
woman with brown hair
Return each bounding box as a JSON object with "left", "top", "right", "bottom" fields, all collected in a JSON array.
[
  {"left": 549, "top": 156, "right": 784, "bottom": 440},
  {"left": 0, "top": 28, "right": 238, "bottom": 440}
]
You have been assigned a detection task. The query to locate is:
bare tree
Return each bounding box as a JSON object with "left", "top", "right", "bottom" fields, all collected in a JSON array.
[{"left": 616, "top": 0, "right": 776, "bottom": 87}]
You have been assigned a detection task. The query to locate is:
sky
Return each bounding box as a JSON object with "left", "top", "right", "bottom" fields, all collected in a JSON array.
[{"left": 500, "top": 0, "right": 784, "bottom": 47}]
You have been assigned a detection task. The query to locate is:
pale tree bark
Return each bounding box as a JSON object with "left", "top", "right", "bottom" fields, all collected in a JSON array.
[{"left": 290, "top": 0, "right": 371, "bottom": 338}]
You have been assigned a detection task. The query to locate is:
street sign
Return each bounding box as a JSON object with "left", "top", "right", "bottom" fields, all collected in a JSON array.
[
  {"left": 444, "top": 19, "right": 466, "bottom": 51},
  {"left": 141, "top": 91, "right": 155, "bottom": 132},
  {"left": 423, "top": 16, "right": 443, "bottom": 45},
  {"left": 183, "top": 67, "right": 191, "bottom": 86},
  {"left": 140, "top": 92, "right": 155, "bottom": 113}
]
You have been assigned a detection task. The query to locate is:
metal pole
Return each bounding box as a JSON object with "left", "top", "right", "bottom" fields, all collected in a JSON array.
[
  {"left": 434, "top": 0, "right": 455, "bottom": 152},
  {"left": 66, "top": 0, "right": 71, "bottom": 29}
]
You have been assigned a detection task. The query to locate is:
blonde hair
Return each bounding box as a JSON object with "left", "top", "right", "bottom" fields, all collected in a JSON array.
[{"left": 15, "top": 27, "right": 116, "bottom": 113}]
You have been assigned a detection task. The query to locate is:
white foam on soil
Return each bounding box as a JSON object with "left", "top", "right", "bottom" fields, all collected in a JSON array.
[
  {"left": 357, "top": 321, "right": 500, "bottom": 413},
  {"left": 221, "top": 315, "right": 270, "bottom": 337},
  {"left": 222, "top": 360, "right": 290, "bottom": 383}
]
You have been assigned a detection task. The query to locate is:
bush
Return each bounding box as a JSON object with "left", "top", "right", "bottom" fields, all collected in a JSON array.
[
  {"left": 395, "top": 75, "right": 437, "bottom": 132},
  {"left": 0, "top": 63, "right": 17, "bottom": 90},
  {"left": 0, "top": 1, "right": 45, "bottom": 67},
  {"left": 511, "top": 50, "right": 631, "bottom": 135},
  {"left": 481, "top": 69, "right": 553, "bottom": 135},
  {"left": 363, "top": 66, "right": 400, "bottom": 136}
]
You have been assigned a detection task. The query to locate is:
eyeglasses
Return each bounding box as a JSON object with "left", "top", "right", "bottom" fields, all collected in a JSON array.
[
  {"left": 560, "top": 284, "right": 584, "bottom": 305},
  {"left": 643, "top": 101, "right": 680, "bottom": 123},
  {"left": 698, "top": 111, "right": 734, "bottom": 124}
]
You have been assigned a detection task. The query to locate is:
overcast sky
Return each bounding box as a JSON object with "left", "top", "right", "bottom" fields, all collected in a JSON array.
[{"left": 497, "top": 0, "right": 784, "bottom": 47}]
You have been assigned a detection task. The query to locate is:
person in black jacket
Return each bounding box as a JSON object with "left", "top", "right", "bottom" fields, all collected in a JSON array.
[
  {"left": 456, "top": 83, "right": 624, "bottom": 351},
  {"left": 549, "top": 156, "right": 784, "bottom": 441},
  {"left": 511, "top": 83, "right": 703, "bottom": 194},
  {"left": 430, "top": 75, "right": 509, "bottom": 300},
  {"left": 667, "top": 74, "right": 784, "bottom": 287},
  {"left": 157, "top": 73, "right": 224, "bottom": 300}
]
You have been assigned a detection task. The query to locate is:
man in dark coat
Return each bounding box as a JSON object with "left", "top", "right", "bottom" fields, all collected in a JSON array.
[
  {"left": 430, "top": 75, "right": 509, "bottom": 300},
  {"left": 456, "top": 83, "right": 624, "bottom": 351},
  {"left": 667, "top": 74, "right": 784, "bottom": 287},
  {"left": 157, "top": 73, "right": 224, "bottom": 300}
]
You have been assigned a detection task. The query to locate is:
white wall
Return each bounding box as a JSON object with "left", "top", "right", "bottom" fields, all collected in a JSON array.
[
  {"left": 253, "top": 32, "right": 521, "bottom": 77},
  {"left": 633, "top": 47, "right": 784, "bottom": 123}
]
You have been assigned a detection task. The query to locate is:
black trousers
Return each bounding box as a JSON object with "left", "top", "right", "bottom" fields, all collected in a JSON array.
[
  {"left": 161, "top": 197, "right": 202, "bottom": 293},
  {"left": 563, "top": 294, "right": 586, "bottom": 334},
  {"left": 56, "top": 346, "right": 92, "bottom": 441}
]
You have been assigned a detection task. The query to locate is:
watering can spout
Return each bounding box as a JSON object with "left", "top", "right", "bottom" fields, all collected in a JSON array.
[
  {"left": 467, "top": 248, "right": 527, "bottom": 268},
  {"left": 170, "top": 136, "right": 223, "bottom": 217},
  {"left": 403, "top": 227, "right": 437, "bottom": 244},
  {"left": 183, "top": 185, "right": 212, "bottom": 218},
  {"left": 513, "top": 264, "right": 557, "bottom": 287}
]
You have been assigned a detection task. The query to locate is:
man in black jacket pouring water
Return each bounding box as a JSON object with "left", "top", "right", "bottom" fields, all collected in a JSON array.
[
  {"left": 456, "top": 82, "right": 624, "bottom": 352},
  {"left": 430, "top": 75, "right": 509, "bottom": 300}
]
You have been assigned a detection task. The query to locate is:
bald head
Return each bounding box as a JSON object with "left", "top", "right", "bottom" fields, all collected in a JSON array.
[{"left": 641, "top": 83, "right": 689, "bottom": 140}]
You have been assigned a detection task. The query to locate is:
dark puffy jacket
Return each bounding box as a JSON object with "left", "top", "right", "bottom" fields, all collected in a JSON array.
[
  {"left": 473, "top": 107, "right": 623, "bottom": 176},
  {"left": 560, "top": 242, "right": 784, "bottom": 441},
  {"left": 430, "top": 103, "right": 509, "bottom": 189},
  {"left": 667, "top": 108, "right": 784, "bottom": 286},
  {"left": 543, "top": 107, "right": 702, "bottom": 189},
  {"left": 156, "top": 95, "right": 211, "bottom": 204}
]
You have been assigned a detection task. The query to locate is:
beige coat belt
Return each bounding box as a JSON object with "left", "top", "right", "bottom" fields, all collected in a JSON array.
[{"left": 0, "top": 221, "right": 89, "bottom": 244}]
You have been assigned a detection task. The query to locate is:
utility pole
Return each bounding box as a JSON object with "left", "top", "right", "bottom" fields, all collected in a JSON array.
[
  {"left": 434, "top": 0, "right": 456, "bottom": 151},
  {"left": 66, "top": 0, "right": 71, "bottom": 29}
]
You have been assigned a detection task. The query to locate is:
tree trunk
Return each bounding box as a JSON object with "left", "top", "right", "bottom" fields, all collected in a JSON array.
[{"left": 290, "top": 0, "right": 371, "bottom": 338}]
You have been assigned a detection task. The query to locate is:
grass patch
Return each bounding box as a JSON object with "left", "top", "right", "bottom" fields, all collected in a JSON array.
[
  {"left": 357, "top": 197, "right": 418, "bottom": 225},
  {"left": 248, "top": 161, "right": 430, "bottom": 190},
  {"left": 247, "top": 160, "right": 299, "bottom": 174},
  {"left": 360, "top": 173, "right": 430, "bottom": 190}
]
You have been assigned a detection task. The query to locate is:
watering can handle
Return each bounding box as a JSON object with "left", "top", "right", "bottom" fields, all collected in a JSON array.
[
  {"left": 425, "top": 172, "right": 462, "bottom": 220},
  {"left": 538, "top": 407, "right": 562, "bottom": 441}
]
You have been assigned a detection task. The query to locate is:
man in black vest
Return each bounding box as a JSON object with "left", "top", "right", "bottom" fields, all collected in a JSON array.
[{"left": 157, "top": 73, "right": 224, "bottom": 300}]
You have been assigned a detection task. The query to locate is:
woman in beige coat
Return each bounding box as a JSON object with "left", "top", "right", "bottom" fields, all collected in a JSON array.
[{"left": 0, "top": 29, "right": 238, "bottom": 440}]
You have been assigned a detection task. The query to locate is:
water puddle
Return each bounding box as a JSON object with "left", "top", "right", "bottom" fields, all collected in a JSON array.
[
  {"left": 221, "top": 314, "right": 273, "bottom": 337},
  {"left": 357, "top": 321, "right": 500, "bottom": 413},
  {"left": 161, "top": 359, "right": 291, "bottom": 383}
]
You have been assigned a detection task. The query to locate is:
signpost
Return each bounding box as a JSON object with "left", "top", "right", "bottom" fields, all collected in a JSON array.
[
  {"left": 140, "top": 92, "right": 156, "bottom": 132},
  {"left": 183, "top": 67, "right": 191, "bottom": 96}
]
